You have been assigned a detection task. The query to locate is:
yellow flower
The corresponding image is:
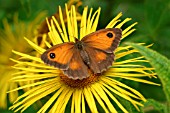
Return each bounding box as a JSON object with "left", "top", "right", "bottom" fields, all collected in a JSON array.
[
  {"left": 9, "top": 4, "right": 159, "bottom": 113},
  {"left": 0, "top": 12, "right": 47, "bottom": 109}
]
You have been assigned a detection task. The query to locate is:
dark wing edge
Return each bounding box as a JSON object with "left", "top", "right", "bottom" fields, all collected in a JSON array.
[{"left": 110, "top": 28, "right": 122, "bottom": 52}]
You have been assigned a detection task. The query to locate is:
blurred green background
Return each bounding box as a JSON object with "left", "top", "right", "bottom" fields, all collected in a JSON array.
[{"left": 0, "top": 0, "right": 169, "bottom": 113}]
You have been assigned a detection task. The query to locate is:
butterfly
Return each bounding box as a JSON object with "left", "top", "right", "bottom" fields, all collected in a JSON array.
[{"left": 41, "top": 28, "right": 122, "bottom": 80}]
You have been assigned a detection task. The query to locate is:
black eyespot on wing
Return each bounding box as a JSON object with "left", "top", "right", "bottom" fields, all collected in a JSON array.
[
  {"left": 106, "top": 32, "right": 113, "bottom": 38},
  {"left": 50, "top": 53, "right": 55, "bottom": 59}
]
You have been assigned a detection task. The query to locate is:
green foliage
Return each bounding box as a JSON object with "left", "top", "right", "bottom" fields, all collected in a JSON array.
[
  {"left": 128, "top": 43, "right": 170, "bottom": 113},
  {"left": 120, "top": 0, "right": 170, "bottom": 58},
  {"left": 142, "top": 99, "right": 167, "bottom": 113}
]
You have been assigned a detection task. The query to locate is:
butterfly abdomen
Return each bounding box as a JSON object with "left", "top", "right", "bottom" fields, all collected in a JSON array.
[{"left": 80, "top": 50, "right": 90, "bottom": 65}]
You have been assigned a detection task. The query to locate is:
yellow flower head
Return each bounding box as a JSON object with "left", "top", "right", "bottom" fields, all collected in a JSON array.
[
  {"left": 9, "top": 4, "right": 158, "bottom": 113},
  {"left": 0, "top": 12, "right": 47, "bottom": 109}
]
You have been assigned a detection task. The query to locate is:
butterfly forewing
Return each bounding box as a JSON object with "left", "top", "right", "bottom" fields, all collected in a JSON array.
[
  {"left": 81, "top": 28, "right": 122, "bottom": 53},
  {"left": 41, "top": 42, "right": 75, "bottom": 70}
]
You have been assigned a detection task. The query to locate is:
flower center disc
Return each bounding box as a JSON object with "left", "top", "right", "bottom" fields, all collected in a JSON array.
[{"left": 59, "top": 71, "right": 101, "bottom": 88}]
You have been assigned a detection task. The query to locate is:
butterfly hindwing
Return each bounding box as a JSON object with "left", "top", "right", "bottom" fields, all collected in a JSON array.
[
  {"left": 63, "top": 49, "right": 89, "bottom": 80},
  {"left": 84, "top": 46, "right": 114, "bottom": 73}
]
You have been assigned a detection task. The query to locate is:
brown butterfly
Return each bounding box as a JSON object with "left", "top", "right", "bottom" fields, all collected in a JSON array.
[{"left": 41, "top": 28, "right": 122, "bottom": 80}]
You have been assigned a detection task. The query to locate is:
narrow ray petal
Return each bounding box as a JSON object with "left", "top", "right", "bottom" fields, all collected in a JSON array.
[
  {"left": 106, "top": 12, "right": 122, "bottom": 28},
  {"left": 83, "top": 87, "right": 98, "bottom": 113},
  {"left": 24, "top": 37, "right": 45, "bottom": 54},
  {"left": 92, "top": 83, "right": 117, "bottom": 112}
]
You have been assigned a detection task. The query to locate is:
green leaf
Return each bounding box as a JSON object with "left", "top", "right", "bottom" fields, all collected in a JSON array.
[
  {"left": 142, "top": 99, "right": 167, "bottom": 113},
  {"left": 127, "top": 43, "right": 170, "bottom": 112}
]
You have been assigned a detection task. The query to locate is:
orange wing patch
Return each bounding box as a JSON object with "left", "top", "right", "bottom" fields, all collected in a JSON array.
[
  {"left": 84, "top": 46, "right": 114, "bottom": 73},
  {"left": 63, "top": 49, "right": 89, "bottom": 80},
  {"left": 69, "top": 61, "right": 80, "bottom": 70},
  {"left": 83, "top": 32, "right": 115, "bottom": 49},
  {"left": 46, "top": 43, "right": 74, "bottom": 64},
  {"left": 95, "top": 51, "right": 107, "bottom": 62}
]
